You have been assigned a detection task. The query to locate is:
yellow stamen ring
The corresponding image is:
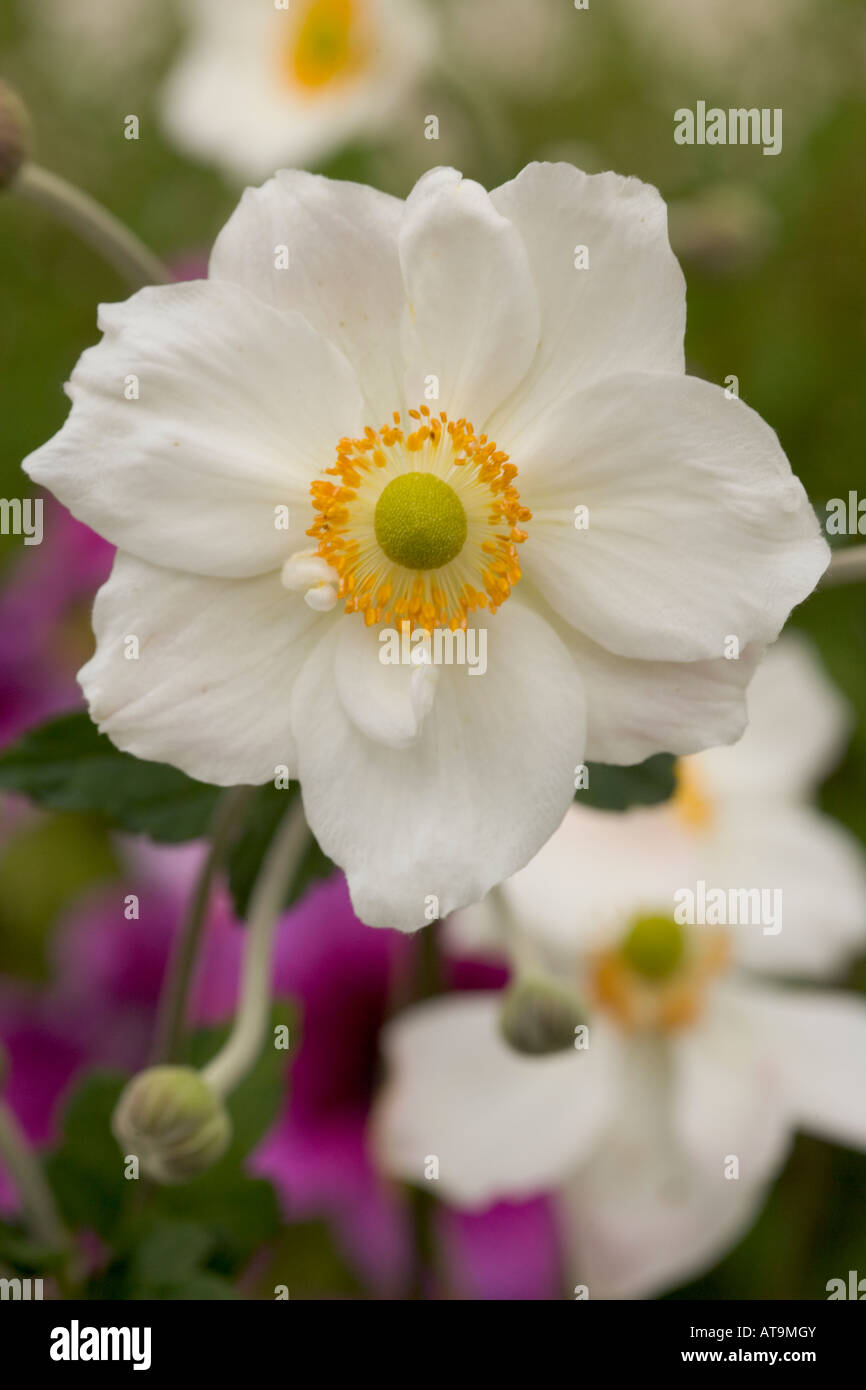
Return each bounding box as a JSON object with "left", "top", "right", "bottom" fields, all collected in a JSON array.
[
  {"left": 672, "top": 758, "right": 714, "bottom": 832},
  {"left": 307, "top": 407, "right": 531, "bottom": 632},
  {"left": 590, "top": 917, "right": 731, "bottom": 1034},
  {"left": 287, "top": 0, "right": 368, "bottom": 93}
]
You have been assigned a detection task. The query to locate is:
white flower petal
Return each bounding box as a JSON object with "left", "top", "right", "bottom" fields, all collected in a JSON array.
[
  {"left": 563, "top": 625, "right": 763, "bottom": 765},
  {"left": 373, "top": 994, "right": 620, "bottom": 1206},
  {"left": 711, "top": 804, "right": 866, "bottom": 978},
  {"left": 672, "top": 985, "right": 794, "bottom": 1186},
  {"left": 489, "top": 163, "right": 686, "bottom": 438},
  {"left": 24, "top": 280, "right": 363, "bottom": 579},
  {"left": 559, "top": 1043, "right": 766, "bottom": 1299},
  {"left": 210, "top": 169, "right": 406, "bottom": 422},
  {"left": 689, "top": 633, "right": 853, "bottom": 805},
  {"left": 291, "top": 601, "right": 586, "bottom": 929},
  {"left": 516, "top": 372, "right": 828, "bottom": 661},
  {"left": 399, "top": 167, "right": 540, "bottom": 424},
  {"left": 335, "top": 616, "right": 425, "bottom": 750},
  {"left": 79, "top": 553, "right": 329, "bottom": 784},
  {"left": 743, "top": 983, "right": 866, "bottom": 1153},
  {"left": 498, "top": 802, "right": 694, "bottom": 957}
]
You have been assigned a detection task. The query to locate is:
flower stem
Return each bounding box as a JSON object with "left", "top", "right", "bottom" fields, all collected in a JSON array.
[
  {"left": 151, "top": 786, "right": 255, "bottom": 1067},
  {"left": 202, "top": 798, "right": 310, "bottom": 1099},
  {"left": 492, "top": 883, "right": 549, "bottom": 978},
  {"left": 821, "top": 545, "right": 866, "bottom": 589},
  {"left": 11, "top": 162, "right": 171, "bottom": 290},
  {"left": 0, "top": 1098, "right": 69, "bottom": 1253}
]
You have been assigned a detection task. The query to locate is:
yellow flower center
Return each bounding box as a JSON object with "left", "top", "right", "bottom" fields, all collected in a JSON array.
[
  {"left": 621, "top": 913, "right": 685, "bottom": 981},
  {"left": 374, "top": 473, "right": 467, "bottom": 571},
  {"left": 287, "top": 0, "right": 368, "bottom": 93},
  {"left": 590, "top": 913, "right": 730, "bottom": 1033},
  {"left": 672, "top": 757, "right": 714, "bottom": 832},
  {"left": 307, "top": 406, "right": 531, "bottom": 631}
]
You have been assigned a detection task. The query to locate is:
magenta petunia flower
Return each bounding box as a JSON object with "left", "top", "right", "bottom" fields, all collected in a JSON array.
[{"left": 0, "top": 496, "right": 113, "bottom": 748}]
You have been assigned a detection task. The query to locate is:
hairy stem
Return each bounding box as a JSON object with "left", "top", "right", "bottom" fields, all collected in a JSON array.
[
  {"left": 821, "top": 544, "right": 866, "bottom": 589},
  {"left": 151, "top": 786, "right": 255, "bottom": 1066},
  {"left": 0, "top": 1099, "right": 69, "bottom": 1253},
  {"left": 12, "top": 162, "right": 171, "bottom": 290},
  {"left": 202, "top": 799, "right": 309, "bottom": 1098}
]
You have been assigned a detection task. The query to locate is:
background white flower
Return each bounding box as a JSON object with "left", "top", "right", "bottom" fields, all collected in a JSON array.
[
  {"left": 24, "top": 164, "right": 827, "bottom": 930},
  {"left": 374, "top": 638, "right": 866, "bottom": 1296},
  {"left": 160, "top": 0, "right": 437, "bottom": 179}
]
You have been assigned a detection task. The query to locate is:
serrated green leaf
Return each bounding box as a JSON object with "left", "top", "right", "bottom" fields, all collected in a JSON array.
[{"left": 0, "top": 712, "right": 221, "bottom": 842}]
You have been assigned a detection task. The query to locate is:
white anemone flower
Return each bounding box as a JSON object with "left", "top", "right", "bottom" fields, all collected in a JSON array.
[
  {"left": 24, "top": 164, "right": 827, "bottom": 930},
  {"left": 160, "top": 0, "right": 436, "bottom": 180},
  {"left": 374, "top": 638, "right": 866, "bottom": 1296}
]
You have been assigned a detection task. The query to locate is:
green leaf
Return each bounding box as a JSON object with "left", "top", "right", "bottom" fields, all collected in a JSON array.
[
  {"left": 152, "top": 1177, "right": 280, "bottom": 1274},
  {"left": 128, "top": 1220, "right": 216, "bottom": 1288},
  {"left": 0, "top": 712, "right": 221, "bottom": 842},
  {"left": 44, "top": 1072, "right": 130, "bottom": 1240},
  {"left": 577, "top": 754, "right": 676, "bottom": 812},
  {"left": 0, "top": 1222, "right": 67, "bottom": 1274},
  {"left": 161, "top": 1273, "right": 240, "bottom": 1300},
  {"left": 103, "top": 1220, "right": 241, "bottom": 1300},
  {"left": 250, "top": 1221, "right": 364, "bottom": 1300},
  {"left": 228, "top": 784, "right": 334, "bottom": 919}
]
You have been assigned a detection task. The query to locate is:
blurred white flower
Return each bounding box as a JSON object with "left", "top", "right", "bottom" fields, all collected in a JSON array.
[
  {"left": 160, "top": 0, "right": 436, "bottom": 178},
  {"left": 375, "top": 638, "right": 866, "bottom": 1296},
  {"left": 28, "top": 0, "right": 173, "bottom": 95},
  {"left": 25, "top": 164, "right": 826, "bottom": 930}
]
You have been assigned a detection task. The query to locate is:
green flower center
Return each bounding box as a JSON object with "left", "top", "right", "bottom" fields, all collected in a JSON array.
[
  {"left": 374, "top": 472, "right": 468, "bottom": 571},
  {"left": 621, "top": 914, "right": 685, "bottom": 981}
]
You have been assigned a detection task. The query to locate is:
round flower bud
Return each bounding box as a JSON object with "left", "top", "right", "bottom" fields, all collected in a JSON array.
[
  {"left": 0, "top": 83, "right": 33, "bottom": 190},
  {"left": 111, "top": 1066, "right": 231, "bottom": 1185},
  {"left": 498, "top": 974, "right": 586, "bottom": 1057}
]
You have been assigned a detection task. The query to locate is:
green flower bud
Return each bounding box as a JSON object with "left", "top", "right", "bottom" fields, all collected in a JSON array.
[
  {"left": 0, "top": 83, "right": 33, "bottom": 190},
  {"left": 111, "top": 1066, "right": 231, "bottom": 1185},
  {"left": 499, "top": 974, "right": 586, "bottom": 1056}
]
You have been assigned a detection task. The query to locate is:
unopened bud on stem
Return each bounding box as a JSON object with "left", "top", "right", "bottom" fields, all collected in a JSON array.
[
  {"left": 0, "top": 83, "right": 33, "bottom": 190},
  {"left": 498, "top": 974, "right": 586, "bottom": 1056},
  {"left": 112, "top": 1066, "right": 230, "bottom": 1184}
]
